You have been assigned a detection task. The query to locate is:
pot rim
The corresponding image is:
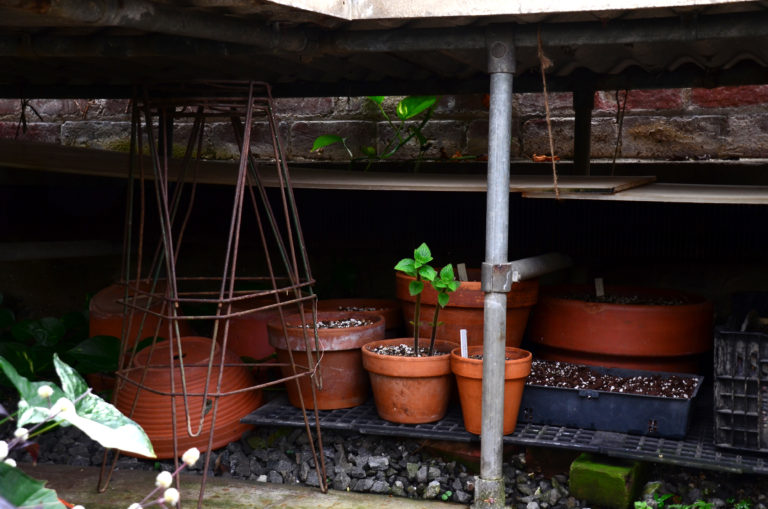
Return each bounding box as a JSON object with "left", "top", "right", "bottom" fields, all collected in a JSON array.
[
  {"left": 450, "top": 346, "right": 532, "bottom": 379},
  {"left": 268, "top": 311, "right": 385, "bottom": 351},
  {"left": 361, "top": 337, "right": 456, "bottom": 378},
  {"left": 539, "top": 284, "right": 710, "bottom": 308}
]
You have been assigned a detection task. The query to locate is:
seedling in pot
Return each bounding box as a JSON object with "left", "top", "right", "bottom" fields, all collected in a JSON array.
[{"left": 394, "top": 242, "right": 459, "bottom": 356}]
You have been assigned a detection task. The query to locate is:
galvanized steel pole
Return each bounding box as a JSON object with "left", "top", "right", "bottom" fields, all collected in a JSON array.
[{"left": 474, "top": 28, "right": 515, "bottom": 509}]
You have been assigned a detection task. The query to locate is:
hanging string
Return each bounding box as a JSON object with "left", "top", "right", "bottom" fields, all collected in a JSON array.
[{"left": 537, "top": 26, "right": 559, "bottom": 199}]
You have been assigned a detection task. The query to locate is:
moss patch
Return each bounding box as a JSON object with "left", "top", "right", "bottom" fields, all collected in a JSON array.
[{"left": 569, "top": 453, "right": 646, "bottom": 509}]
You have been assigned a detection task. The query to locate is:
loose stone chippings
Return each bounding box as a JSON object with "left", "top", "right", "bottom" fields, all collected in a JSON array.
[
  {"left": 526, "top": 360, "right": 698, "bottom": 398},
  {"left": 294, "top": 318, "right": 373, "bottom": 329},
  {"left": 371, "top": 343, "right": 445, "bottom": 357}
]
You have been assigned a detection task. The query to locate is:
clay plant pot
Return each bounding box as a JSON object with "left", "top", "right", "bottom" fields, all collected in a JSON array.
[
  {"left": 396, "top": 270, "right": 538, "bottom": 348},
  {"left": 316, "top": 298, "right": 403, "bottom": 338},
  {"left": 90, "top": 282, "right": 193, "bottom": 348},
  {"left": 361, "top": 338, "right": 455, "bottom": 424},
  {"left": 268, "top": 311, "right": 385, "bottom": 410},
  {"left": 115, "top": 336, "right": 262, "bottom": 459},
  {"left": 217, "top": 296, "right": 282, "bottom": 362},
  {"left": 527, "top": 285, "right": 714, "bottom": 373},
  {"left": 450, "top": 346, "right": 532, "bottom": 435}
]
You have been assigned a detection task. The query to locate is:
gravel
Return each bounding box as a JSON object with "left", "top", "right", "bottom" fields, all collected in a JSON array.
[{"left": 9, "top": 424, "right": 767, "bottom": 508}]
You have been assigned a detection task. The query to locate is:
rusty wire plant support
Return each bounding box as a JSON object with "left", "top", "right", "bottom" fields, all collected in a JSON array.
[{"left": 97, "top": 81, "right": 328, "bottom": 507}]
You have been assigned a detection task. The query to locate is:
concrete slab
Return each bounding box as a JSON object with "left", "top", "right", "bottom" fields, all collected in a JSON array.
[{"left": 21, "top": 464, "right": 468, "bottom": 509}]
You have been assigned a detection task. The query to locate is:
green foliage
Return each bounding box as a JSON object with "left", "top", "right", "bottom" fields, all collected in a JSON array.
[
  {"left": 0, "top": 462, "right": 64, "bottom": 509},
  {"left": 635, "top": 494, "right": 749, "bottom": 509},
  {"left": 311, "top": 95, "right": 438, "bottom": 169},
  {"left": 0, "top": 353, "right": 156, "bottom": 458},
  {"left": 394, "top": 242, "right": 459, "bottom": 355}
]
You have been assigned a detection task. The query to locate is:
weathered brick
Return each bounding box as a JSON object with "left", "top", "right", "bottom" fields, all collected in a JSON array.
[
  {"left": 569, "top": 453, "right": 646, "bottom": 509},
  {"left": 692, "top": 85, "right": 768, "bottom": 108},
  {"left": 595, "top": 89, "right": 683, "bottom": 112},
  {"left": 435, "top": 94, "right": 488, "bottom": 115},
  {"left": 376, "top": 119, "right": 465, "bottom": 160},
  {"left": 466, "top": 119, "right": 491, "bottom": 157},
  {"left": 275, "top": 97, "right": 335, "bottom": 118},
  {"left": 205, "top": 121, "right": 290, "bottom": 160},
  {"left": 0, "top": 122, "right": 60, "bottom": 143},
  {"left": 60, "top": 121, "right": 131, "bottom": 149},
  {"left": 0, "top": 99, "right": 21, "bottom": 119},
  {"left": 516, "top": 91, "right": 574, "bottom": 117},
  {"left": 621, "top": 115, "right": 727, "bottom": 159},
  {"left": 723, "top": 114, "right": 768, "bottom": 158},
  {"left": 291, "top": 120, "right": 376, "bottom": 161}
]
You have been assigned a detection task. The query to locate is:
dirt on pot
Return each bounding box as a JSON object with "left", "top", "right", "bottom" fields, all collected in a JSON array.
[
  {"left": 558, "top": 292, "right": 690, "bottom": 305},
  {"left": 527, "top": 360, "right": 699, "bottom": 398}
]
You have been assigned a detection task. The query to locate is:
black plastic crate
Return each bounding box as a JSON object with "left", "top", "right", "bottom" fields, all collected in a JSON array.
[
  {"left": 714, "top": 325, "right": 768, "bottom": 452},
  {"left": 519, "top": 366, "right": 703, "bottom": 439}
]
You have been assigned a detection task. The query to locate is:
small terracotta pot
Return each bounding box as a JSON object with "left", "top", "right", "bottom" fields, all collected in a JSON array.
[
  {"left": 315, "top": 298, "right": 403, "bottom": 337},
  {"left": 90, "top": 282, "right": 193, "bottom": 348},
  {"left": 450, "top": 346, "right": 532, "bottom": 435},
  {"left": 268, "top": 311, "right": 385, "bottom": 410},
  {"left": 361, "top": 338, "right": 455, "bottom": 424},
  {"left": 396, "top": 270, "right": 538, "bottom": 347},
  {"left": 528, "top": 285, "right": 714, "bottom": 373},
  {"left": 115, "top": 336, "right": 262, "bottom": 459}
]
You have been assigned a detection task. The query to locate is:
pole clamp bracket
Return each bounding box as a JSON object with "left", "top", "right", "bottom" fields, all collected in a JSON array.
[{"left": 481, "top": 262, "right": 515, "bottom": 293}]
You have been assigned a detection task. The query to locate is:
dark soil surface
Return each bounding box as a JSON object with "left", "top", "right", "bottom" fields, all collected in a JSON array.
[
  {"left": 527, "top": 360, "right": 699, "bottom": 399},
  {"left": 334, "top": 305, "right": 387, "bottom": 312},
  {"left": 370, "top": 343, "right": 447, "bottom": 357},
  {"left": 558, "top": 292, "right": 690, "bottom": 305}
]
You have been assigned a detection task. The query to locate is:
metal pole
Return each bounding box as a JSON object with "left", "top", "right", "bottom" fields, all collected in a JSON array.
[{"left": 474, "top": 27, "right": 514, "bottom": 509}]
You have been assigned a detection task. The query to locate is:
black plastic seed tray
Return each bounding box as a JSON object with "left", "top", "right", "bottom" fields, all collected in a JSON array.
[
  {"left": 519, "top": 366, "right": 704, "bottom": 439},
  {"left": 714, "top": 323, "right": 768, "bottom": 453},
  {"left": 243, "top": 388, "right": 768, "bottom": 475}
]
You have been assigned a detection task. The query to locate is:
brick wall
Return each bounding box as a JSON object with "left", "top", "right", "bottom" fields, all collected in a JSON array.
[{"left": 2, "top": 85, "right": 768, "bottom": 161}]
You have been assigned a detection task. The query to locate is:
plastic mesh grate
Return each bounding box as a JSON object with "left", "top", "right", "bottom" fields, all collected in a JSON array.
[{"left": 243, "top": 396, "right": 768, "bottom": 474}]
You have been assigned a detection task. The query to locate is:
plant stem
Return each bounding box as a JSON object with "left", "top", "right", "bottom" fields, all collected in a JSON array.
[
  {"left": 428, "top": 300, "right": 440, "bottom": 356},
  {"left": 413, "top": 276, "right": 422, "bottom": 356}
]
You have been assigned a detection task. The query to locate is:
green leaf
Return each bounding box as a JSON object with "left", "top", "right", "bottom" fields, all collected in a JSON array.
[
  {"left": 408, "top": 280, "right": 424, "bottom": 296},
  {"left": 311, "top": 134, "right": 344, "bottom": 151},
  {"left": 11, "top": 318, "right": 66, "bottom": 346},
  {"left": 437, "top": 292, "right": 451, "bottom": 308},
  {"left": 396, "top": 96, "right": 437, "bottom": 120},
  {"left": 0, "top": 462, "right": 65, "bottom": 509},
  {"left": 0, "top": 308, "right": 14, "bottom": 330},
  {"left": 447, "top": 281, "right": 461, "bottom": 292},
  {"left": 367, "top": 96, "right": 385, "bottom": 105},
  {"left": 361, "top": 145, "right": 377, "bottom": 157},
  {"left": 53, "top": 354, "right": 156, "bottom": 458},
  {"left": 66, "top": 335, "right": 120, "bottom": 374},
  {"left": 413, "top": 242, "right": 433, "bottom": 266},
  {"left": 439, "top": 264, "right": 455, "bottom": 282},
  {"left": 0, "top": 355, "right": 68, "bottom": 426},
  {"left": 394, "top": 258, "right": 416, "bottom": 276},
  {"left": 418, "top": 265, "right": 437, "bottom": 282}
]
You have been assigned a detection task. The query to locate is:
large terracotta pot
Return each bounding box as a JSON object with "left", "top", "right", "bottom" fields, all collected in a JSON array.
[
  {"left": 361, "top": 338, "right": 455, "bottom": 424},
  {"left": 218, "top": 296, "right": 282, "bottom": 361},
  {"left": 450, "top": 346, "right": 532, "bottom": 435},
  {"left": 268, "top": 311, "right": 385, "bottom": 409},
  {"left": 527, "top": 285, "right": 714, "bottom": 373},
  {"left": 90, "top": 282, "right": 193, "bottom": 348},
  {"left": 396, "top": 270, "right": 538, "bottom": 348},
  {"left": 115, "top": 336, "right": 262, "bottom": 458},
  {"left": 315, "top": 298, "right": 403, "bottom": 337}
]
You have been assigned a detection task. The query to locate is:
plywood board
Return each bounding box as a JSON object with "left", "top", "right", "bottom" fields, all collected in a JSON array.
[{"left": 524, "top": 183, "right": 768, "bottom": 204}]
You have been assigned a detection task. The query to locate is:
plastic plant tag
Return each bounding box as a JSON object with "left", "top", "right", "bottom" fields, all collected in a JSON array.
[{"left": 460, "top": 329, "right": 468, "bottom": 358}]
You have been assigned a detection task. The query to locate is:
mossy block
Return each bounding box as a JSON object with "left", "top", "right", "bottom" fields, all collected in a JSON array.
[{"left": 569, "top": 453, "right": 646, "bottom": 509}]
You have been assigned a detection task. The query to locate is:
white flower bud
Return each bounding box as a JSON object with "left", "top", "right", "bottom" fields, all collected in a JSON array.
[
  {"left": 17, "top": 399, "right": 28, "bottom": 408},
  {"left": 4, "top": 458, "right": 16, "bottom": 467},
  {"left": 0, "top": 441, "right": 8, "bottom": 461},
  {"left": 163, "top": 487, "right": 180, "bottom": 506},
  {"left": 14, "top": 428, "right": 29, "bottom": 442},
  {"left": 127, "top": 504, "right": 143, "bottom": 509},
  {"left": 48, "top": 397, "right": 75, "bottom": 417},
  {"left": 37, "top": 385, "right": 54, "bottom": 399},
  {"left": 181, "top": 447, "right": 200, "bottom": 467},
  {"left": 72, "top": 506, "right": 85, "bottom": 509},
  {"left": 155, "top": 470, "right": 173, "bottom": 489}
]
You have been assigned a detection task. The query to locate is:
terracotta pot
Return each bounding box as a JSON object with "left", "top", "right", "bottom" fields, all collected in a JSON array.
[
  {"left": 396, "top": 270, "right": 538, "bottom": 348},
  {"left": 361, "top": 338, "right": 455, "bottom": 424},
  {"left": 450, "top": 346, "right": 532, "bottom": 435},
  {"left": 315, "top": 298, "right": 403, "bottom": 337},
  {"left": 90, "top": 282, "right": 193, "bottom": 348},
  {"left": 217, "top": 296, "right": 282, "bottom": 361},
  {"left": 115, "top": 336, "right": 262, "bottom": 459},
  {"left": 268, "top": 311, "right": 385, "bottom": 409},
  {"left": 85, "top": 372, "right": 116, "bottom": 393},
  {"left": 527, "top": 285, "right": 714, "bottom": 373}
]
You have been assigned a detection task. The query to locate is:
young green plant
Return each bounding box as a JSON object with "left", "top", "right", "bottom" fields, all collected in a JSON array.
[
  {"left": 394, "top": 242, "right": 459, "bottom": 356},
  {"left": 311, "top": 95, "right": 437, "bottom": 170}
]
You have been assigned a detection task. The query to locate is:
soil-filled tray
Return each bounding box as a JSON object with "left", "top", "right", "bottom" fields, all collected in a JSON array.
[{"left": 519, "top": 360, "right": 704, "bottom": 438}]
